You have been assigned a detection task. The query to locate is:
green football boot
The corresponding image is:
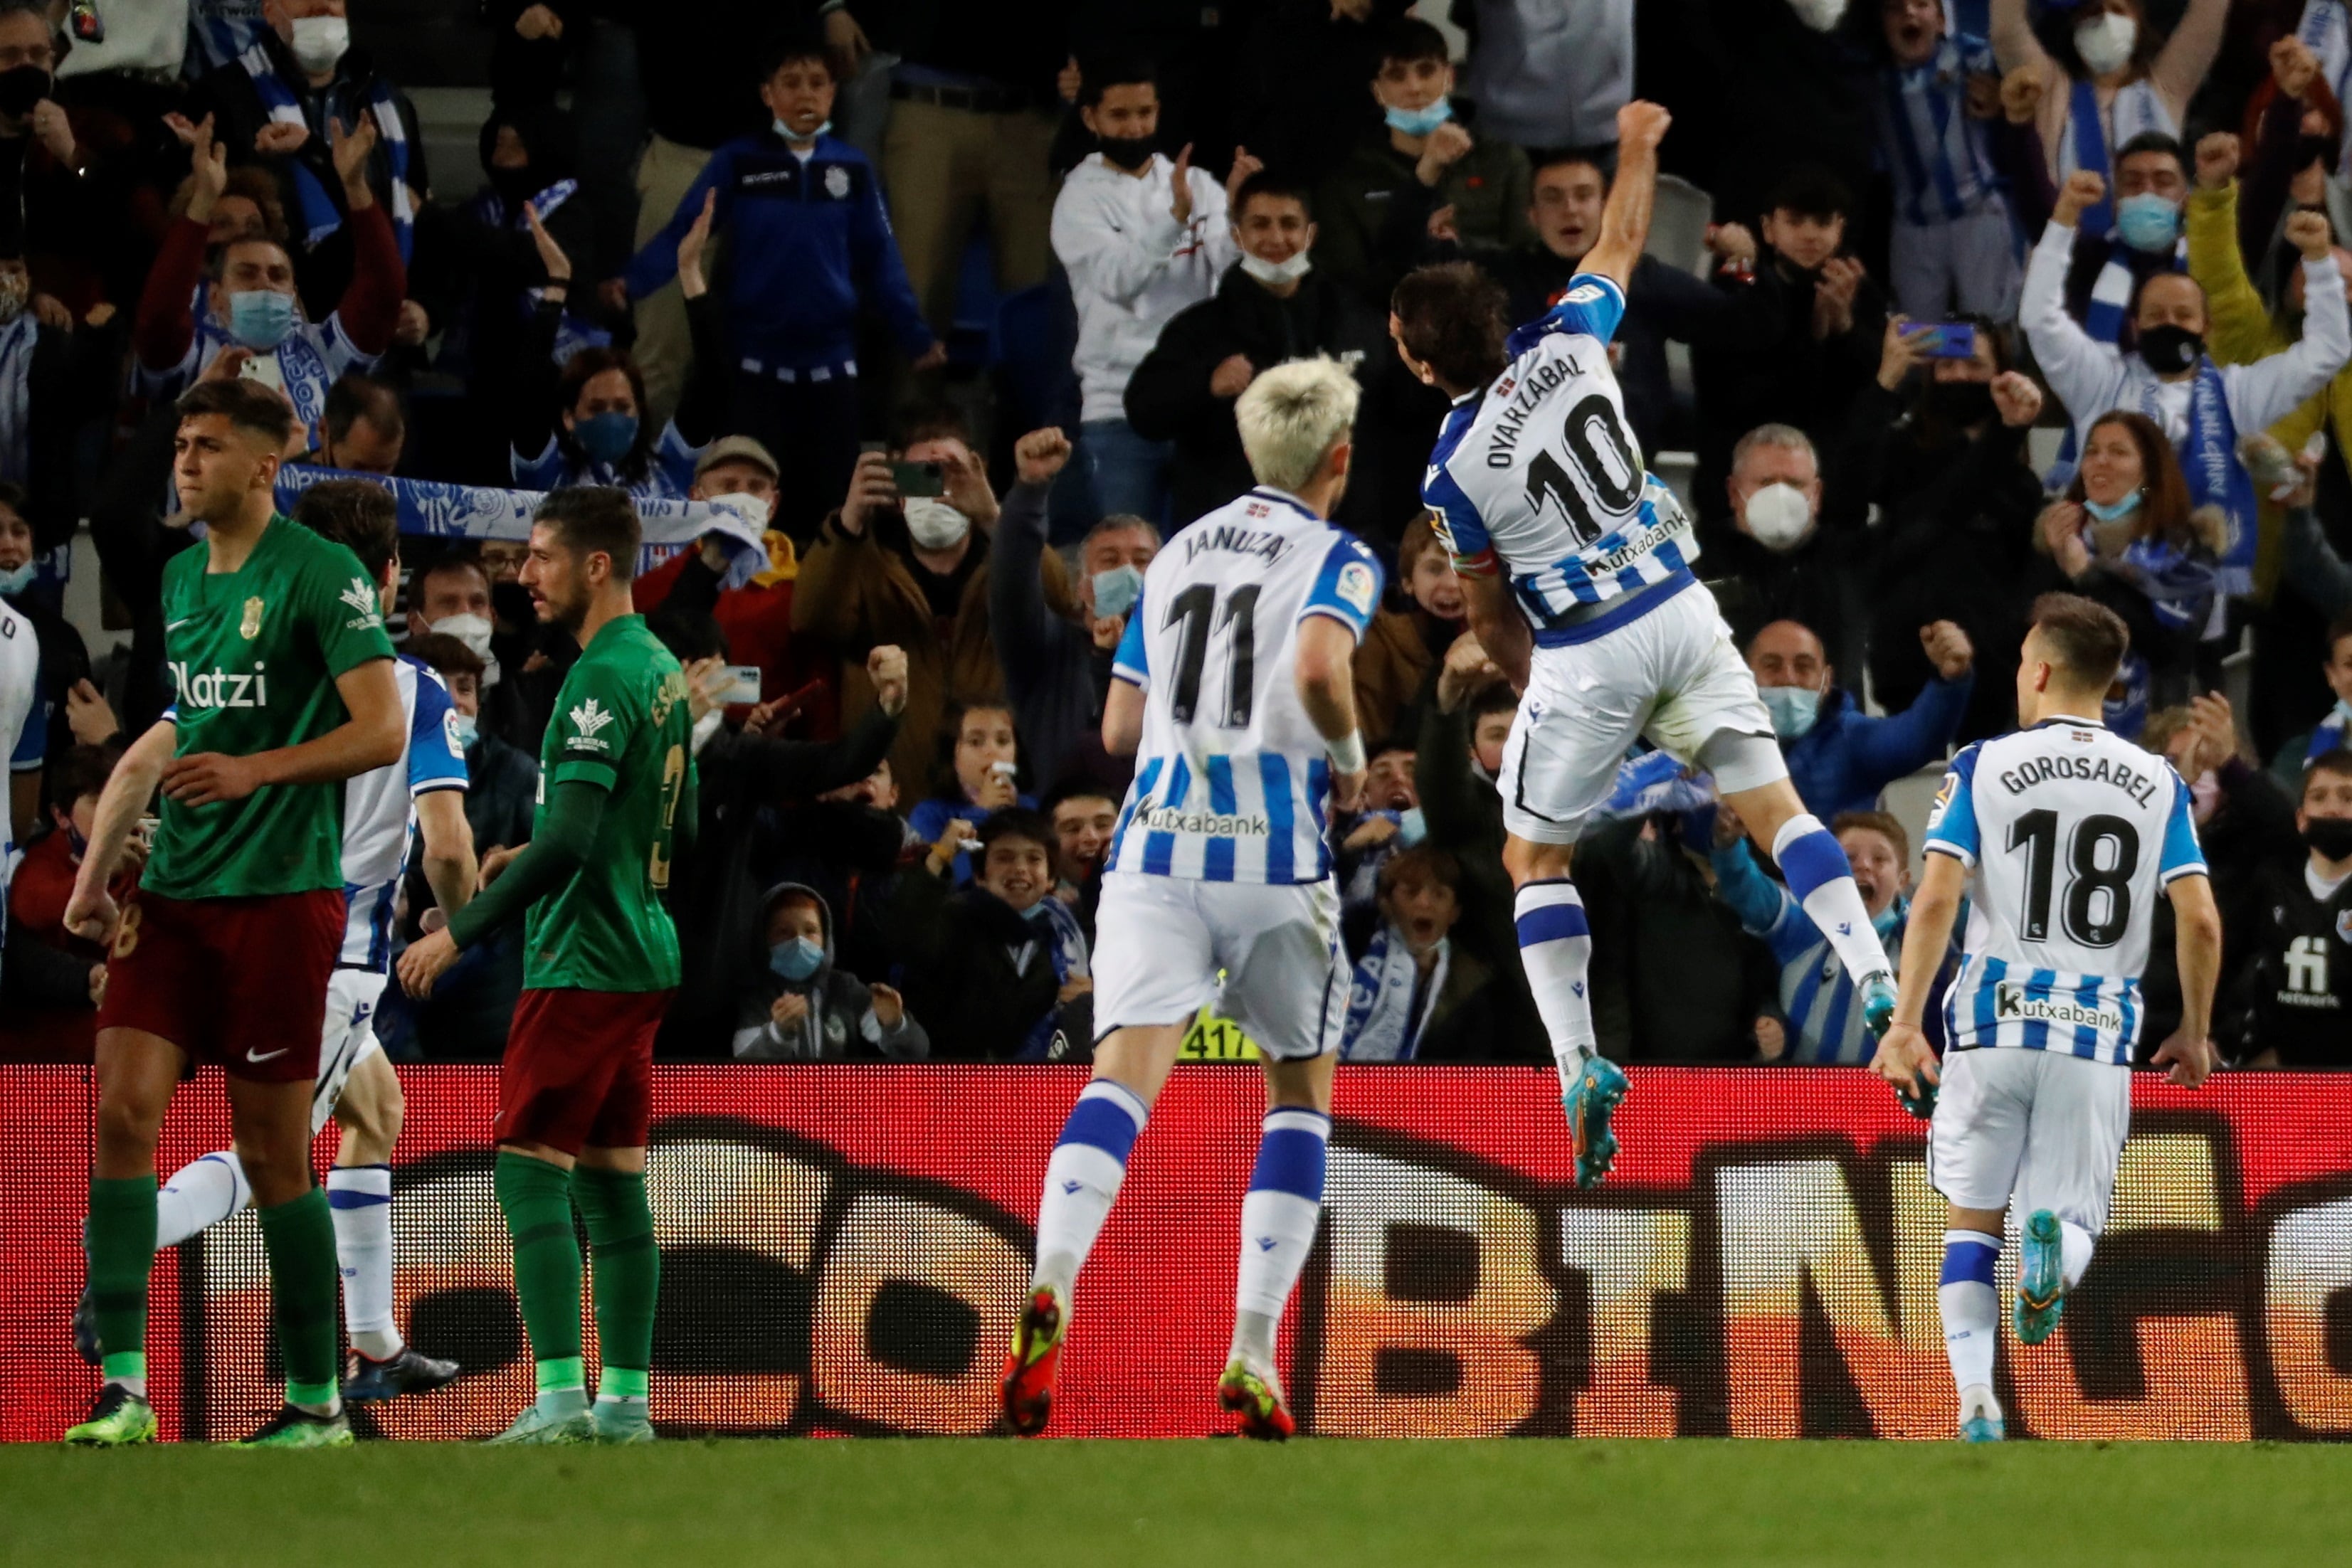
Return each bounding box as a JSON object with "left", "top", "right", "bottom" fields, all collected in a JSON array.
[
  {"left": 238, "top": 1404, "right": 354, "bottom": 1448},
  {"left": 485, "top": 1396, "right": 595, "bottom": 1445},
  {"left": 63, "top": 1385, "right": 156, "bottom": 1446}
]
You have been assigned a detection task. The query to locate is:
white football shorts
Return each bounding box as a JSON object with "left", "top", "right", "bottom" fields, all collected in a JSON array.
[
  {"left": 1927, "top": 1047, "right": 2133, "bottom": 1235},
  {"left": 310, "top": 967, "right": 391, "bottom": 1136},
  {"left": 1091, "top": 871, "right": 1349, "bottom": 1059},
  {"left": 1500, "top": 578, "right": 1781, "bottom": 845}
]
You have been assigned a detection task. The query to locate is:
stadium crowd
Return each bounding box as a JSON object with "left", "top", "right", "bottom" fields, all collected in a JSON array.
[{"left": 3, "top": 0, "right": 2351, "bottom": 1071}]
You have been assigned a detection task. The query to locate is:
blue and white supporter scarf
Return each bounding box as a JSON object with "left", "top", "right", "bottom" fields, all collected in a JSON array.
[
  {"left": 1341, "top": 921, "right": 1450, "bottom": 1062},
  {"left": 237, "top": 41, "right": 414, "bottom": 261}
]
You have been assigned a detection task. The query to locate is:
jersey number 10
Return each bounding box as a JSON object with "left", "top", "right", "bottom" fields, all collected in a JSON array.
[
  {"left": 1164, "top": 583, "right": 1260, "bottom": 729},
  {"left": 1523, "top": 393, "right": 1644, "bottom": 549},
  {"left": 2007, "top": 808, "right": 2138, "bottom": 948}
]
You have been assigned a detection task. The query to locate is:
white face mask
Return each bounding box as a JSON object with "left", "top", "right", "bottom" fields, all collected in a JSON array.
[
  {"left": 1239, "top": 250, "right": 1312, "bottom": 286},
  {"left": 288, "top": 14, "right": 351, "bottom": 74},
  {"left": 1741, "top": 482, "right": 1814, "bottom": 551},
  {"left": 903, "top": 497, "right": 971, "bottom": 551},
  {"left": 1787, "top": 0, "right": 1849, "bottom": 31},
  {"left": 705, "top": 491, "right": 771, "bottom": 531},
  {"left": 2073, "top": 11, "right": 2137, "bottom": 76},
  {"left": 431, "top": 610, "right": 495, "bottom": 661}
]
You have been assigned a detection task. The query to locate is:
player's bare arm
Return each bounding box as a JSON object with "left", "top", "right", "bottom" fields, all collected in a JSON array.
[
  {"left": 1455, "top": 566, "right": 1532, "bottom": 692},
  {"left": 162, "top": 656, "right": 404, "bottom": 806},
  {"left": 1295, "top": 612, "right": 1368, "bottom": 812},
  {"left": 416, "top": 788, "right": 479, "bottom": 916},
  {"left": 1102, "top": 677, "right": 1145, "bottom": 757},
  {"left": 1871, "top": 849, "right": 1965, "bottom": 1098},
  {"left": 1576, "top": 100, "right": 1670, "bottom": 287},
  {"left": 2153, "top": 872, "right": 2223, "bottom": 1088},
  {"left": 63, "top": 718, "right": 176, "bottom": 945}
]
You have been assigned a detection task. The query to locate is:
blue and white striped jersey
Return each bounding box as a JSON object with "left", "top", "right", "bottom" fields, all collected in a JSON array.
[
  {"left": 339, "top": 656, "right": 468, "bottom": 970},
  {"left": 2301, "top": 1, "right": 2352, "bottom": 176},
  {"left": 1924, "top": 716, "right": 2207, "bottom": 1064},
  {"left": 1105, "top": 487, "right": 1383, "bottom": 885},
  {"left": 1875, "top": 33, "right": 2003, "bottom": 228},
  {"left": 1422, "top": 274, "right": 1698, "bottom": 644}
]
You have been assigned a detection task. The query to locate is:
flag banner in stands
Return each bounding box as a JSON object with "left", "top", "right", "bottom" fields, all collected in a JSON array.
[{"left": 6, "top": 1065, "right": 2352, "bottom": 1441}]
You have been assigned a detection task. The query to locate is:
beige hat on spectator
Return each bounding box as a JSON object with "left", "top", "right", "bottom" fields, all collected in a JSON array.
[{"left": 693, "top": 435, "right": 781, "bottom": 482}]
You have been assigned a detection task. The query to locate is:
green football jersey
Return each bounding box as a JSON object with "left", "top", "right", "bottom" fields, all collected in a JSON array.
[
  {"left": 522, "top": 613, "right": 694, "bottom": 992},
  {"left": 144, "top": 515, "right": 396, "bottom": 900}
]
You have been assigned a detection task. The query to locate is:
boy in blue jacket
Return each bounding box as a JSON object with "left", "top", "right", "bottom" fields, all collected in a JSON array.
[{"left": 624, "top": 33, "right": 942, "bottom": 539}]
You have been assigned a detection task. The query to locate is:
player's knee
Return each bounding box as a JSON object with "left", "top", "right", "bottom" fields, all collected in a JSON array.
[
  {"left": 94, "top": 1093, "right": 164, "bottom": 1160},
  {"left": 1503, "top": 835, "right": 1575, "bottom": 886}
]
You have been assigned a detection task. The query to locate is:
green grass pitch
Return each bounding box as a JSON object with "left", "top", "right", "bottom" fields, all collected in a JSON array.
[{"left": 5, "top": 1439, "right": 2348, "bottom": 1567}]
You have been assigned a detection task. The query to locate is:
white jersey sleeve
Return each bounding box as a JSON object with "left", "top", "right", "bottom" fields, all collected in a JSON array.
[
  {"left": 1105, "top": 488, "right": 1383, "bottom": 886},
  {"left": 338, "top": 657, "right": 470, "bottom": 972},
  {"left": 1928, "top": 719, "right": 2207, "bottom": 1064},
  {"left": 1422, "top": 272, "right": 1698, "bottom": 639}
]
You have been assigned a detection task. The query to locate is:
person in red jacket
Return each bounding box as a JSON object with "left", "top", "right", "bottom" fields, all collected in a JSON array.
[
  {"left": 131, "top": 111, "right": 402, "bottom": 449},
  {"left": 0, "top": 743, "right": 127, "bottom": 1061}
]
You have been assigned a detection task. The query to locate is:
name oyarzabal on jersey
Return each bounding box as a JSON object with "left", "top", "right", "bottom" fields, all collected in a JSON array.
[
  {"left": 1923, "top": 718, "right": 2208, "bottom": 1064},
  {"left": 1106, "top": 487, "right": 1383, "bottom": 885},
  {"left": 1421, "top": 272, "right": 1697, "bottom": 632}
]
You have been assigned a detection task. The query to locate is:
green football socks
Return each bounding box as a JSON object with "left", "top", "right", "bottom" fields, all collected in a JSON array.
[
  {"left": 496, "top": 1151, "right": 584, "bottom": 1389},
  {"left": 87, "top": 1176, "right": 157, "bottom": 1387},
  {"left": 574, "top": 1165, "right": 658, "bottom": 1396},
  {"left": 257, "top": 1186, "right": 341, "bottom": 1411}
]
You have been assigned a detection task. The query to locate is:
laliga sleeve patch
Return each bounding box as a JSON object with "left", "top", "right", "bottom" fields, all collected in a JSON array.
[
  {"left": 443, "top": 708, "right": 465, "bottom": 756},
  {"left": 1336, "top": 560, "right": 1378, "bottom": 617},
  {"left": 1563, "top": 284, "right": 1606, "bottom": 305},
  {"left": 1927, "top": 770, "right": 1958, "bottom": 829}
]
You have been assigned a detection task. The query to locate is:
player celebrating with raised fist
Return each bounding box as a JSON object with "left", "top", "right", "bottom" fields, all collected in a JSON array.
[
  {"left": 1389, "top": 100, "right": 1899, "bottom": 1191},
  {"left": 1872, "top": 595, "right": 2221, "bottom": 1443},
  {"left": 400, "top": 487, "right": 695, "bottom": 1446},
  {"left": 1001, "top": 358, "right": 1383, "bottom": 1441}
]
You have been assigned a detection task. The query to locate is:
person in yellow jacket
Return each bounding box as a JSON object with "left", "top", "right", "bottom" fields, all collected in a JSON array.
[{"left": 2183, "top": 129, "right": 2352, "bottom": 595}]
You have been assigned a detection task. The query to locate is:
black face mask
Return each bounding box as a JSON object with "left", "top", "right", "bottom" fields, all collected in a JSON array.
[
  {"left": 1924, "top": 378, "right": 1997, "bottom": 428},
  {"left": 2305, "top": 816, "right": 2352, "bottom": 860},
  {"left": 490, "top": 580, "right": 535, "bottom": 631},
  {"left": 1095, "top": 134, "right": 1156, "bottom": 172},
  {"left": 2298, "top": 133, "right": 2338, "bottom": 173},
  {"left": 0, "top": 65, "right": 50, "bottom": 120},
  {"left": 488, "top": 166, "right": 537, "bottom": 211},
  {"left": 2138, "top": 323, "right": 2205, "bottom": 375}
]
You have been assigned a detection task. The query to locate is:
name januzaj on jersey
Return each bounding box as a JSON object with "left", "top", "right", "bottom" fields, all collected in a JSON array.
[
  {"left": 171, "top": 661, "right": 268, "bottom": 709},
  {"left": 1482, "top": 351, "right": 1586, "bottom": 469},
  {"left": 1996, "top": 748, "right": 2161, "bottom": 808},
  {"left": 1183, "top": 520, "right": 1294, "bottom": 566}
]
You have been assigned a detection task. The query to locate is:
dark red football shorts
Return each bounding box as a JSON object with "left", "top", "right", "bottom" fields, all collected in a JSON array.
[
  {"left": 493, "top": 987, "right": 675, "bottom": 1155},
  {"left": 95, "top": 888, "right": 344, "bottom": 1083}
]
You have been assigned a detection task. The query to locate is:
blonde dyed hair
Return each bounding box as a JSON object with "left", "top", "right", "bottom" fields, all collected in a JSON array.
[{"left": 1236, "top": 357, "right": 1359, "bottom": 494}]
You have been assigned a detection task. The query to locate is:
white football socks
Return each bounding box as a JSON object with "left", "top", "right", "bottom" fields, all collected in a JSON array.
[
  {"left": 154, "top": 1152, "right": 251, "bottom": 1249},
  {"left": 1940, "top": 1229, "right": 2001, "bottom": 1404},
  {"left": 327, "top": 1165, "right": 404, "bottom": 1362},
  {"left": 2060, "top": 1219, "right": 2095, "bottom": 1291},
  {"left": 1230, "top": 1108, "right": 1329, "bottom": 1371},
  {"left": 1514, "top": 880, "right": 1596, "bottom": 1092},
  {"left": 1773, "top": 814, "right": 1894, "bottom": 985},
  {"left": 1031, "top": 1081, "right": 1149, "bottom": 1304}
]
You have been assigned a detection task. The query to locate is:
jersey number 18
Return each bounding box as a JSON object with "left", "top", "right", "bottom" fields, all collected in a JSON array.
[{"left": 2007, "top": 809, "right": 2138, "bottom": 948}]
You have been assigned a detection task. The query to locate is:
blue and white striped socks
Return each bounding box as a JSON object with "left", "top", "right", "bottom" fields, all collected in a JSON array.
[
  {"left": 1940, "top": 1229, "right": 2000, "bottom": 1399},
  {"left": 1773, "top": 814, "right": 1892, "bottom": 985},
  {"left": 1032, "top": 1080, "right": 1150, "bottom": 1303},
  {"left": 1230, "top": 1107, "right": 1329, "bottom": 1369},
  {"left": 1514, "top": 880, "right": 1596, "bottom": 1092},
  {"left": 328, "top": 1165, "right": 403, "bottom": 1362}
]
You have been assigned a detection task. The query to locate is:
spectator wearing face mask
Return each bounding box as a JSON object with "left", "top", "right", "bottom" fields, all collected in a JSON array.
[
  {"left": 907, "top": 702, "right": 1033, "bottom": 889},
  {"left": 2208, "top": 38, "right": 2346, "bottom": 312},
  {"left": 1043, "top": 780, "right": 1118, "bottom": 945},
  {"left": 0, "top": 0, "right": 128, "bottom": 309},
  {"left": 1124, "top": 176, "right": 1389, "bottom": 532},
  {"left": 1051, "top": 56, "right": 1246, "bottom": 527},
  {"left": 1338, "top": 845, "right": 1499, "bottom": 1062},
  {"left": 986, "top": 428, "right": 1155, "bottom": 793},
  {"left": 1709, "top": 423, "right": 1862, "bottom": 670},
  {"left": 1336, "top": 741, "right": 1420, "bottom": 920},
  {"left": 732, "top": 882, "right": 927, "bottom": 1061},
  {"left": 766, "top": 757, "right": 919, "bottom": 989},
  {"left": 621, "top": 34, "right": 942, "bottom": 541},
  {"left": 408, "top": 546, "right": 564, "bottom": 752},
  {"left": 1843, "top": 317, "right": 2045, "bottom": 743},
  {"left": 134, "top": 111, "right": 404, "bottom": 450},
  {"left": 1994, "top": 117, "right": 2190, "bottom": 342},
  {"left": 1411, "top": 645, "right": 1542, "bottom": 1056},
  {"left": 407, "top": 630, "right": 537, "bottom": 861},
  {"left": 1692, "top": 170, "right": 1884, "bottom": 536},
  {"left": 1482, "top": 150, "right": 1783, "bottom": 461},
  {"left": 1745, "top": 616, "right": 1973, "bottom": 820},
  {"left": 2025, "top": 184, "right": 2351, "bottom": 600},
  {"left": 510, "top": 194, "right": 727, "bottom": 499},
  {"left": 796, "top": 414, "right": 1054, "bottom": 794},
  {"left": 195, "top": 0, "right": 427, "bottom": 315},
  {"left": 1351, "top": 515, "right": 1465, "bottom": 751},
  {"left": 2235, "top": 746, "right": 2352, "bottom": 1064},
  {"left": 1872, "top": 0, "right": 2019, "bottom": 322},
  {"left": 1313, "top": 19, "right": 1530, "bottom": 312},
  {"left": 887, "top": 806, "right": 1094, "bottom": 1062},
  {"left": 1710, "top": 806, "right": 1951, "bottom": 1064},
  {"left": 1988, "top": 0, "right": 2225, "bottom": 240}
]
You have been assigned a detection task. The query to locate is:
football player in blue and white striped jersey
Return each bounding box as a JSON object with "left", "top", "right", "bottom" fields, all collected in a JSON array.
[
  {"left": 1393, "top": 100, "right": 1900, "bottom": 1194},
  {"left": 1003, "top": 359, "right": 1381, "bottom": 1443},
  {"left": 1872, "top": 593, "right": 2222, "bottom": 1442}
]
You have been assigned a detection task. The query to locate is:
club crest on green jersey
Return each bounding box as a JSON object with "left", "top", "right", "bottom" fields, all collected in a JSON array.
[
  {"left": 239, "top": 596, "right": 264, "bottom": 640},
  {"left": 568, "top": 696, "right": 617, "bottom": 752},
  {"left": 338, "top": 576, "right": 384, "bottom": 629}
]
